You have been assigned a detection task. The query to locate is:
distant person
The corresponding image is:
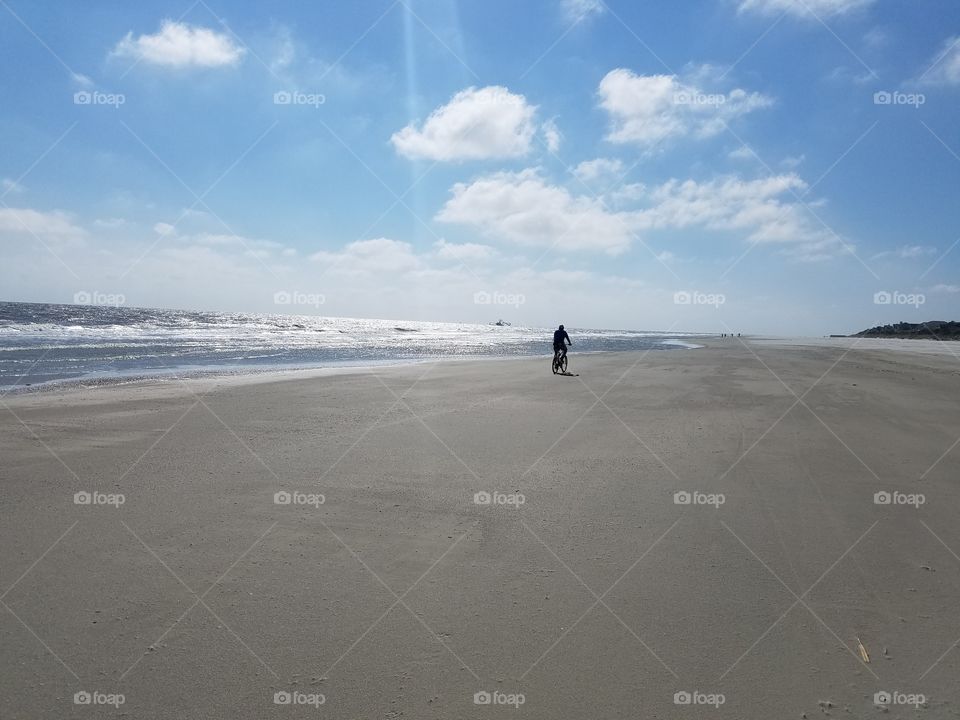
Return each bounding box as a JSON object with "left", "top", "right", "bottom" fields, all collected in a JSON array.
[{"left": 553, "top": 324, "right": 571, "bottom": 361}]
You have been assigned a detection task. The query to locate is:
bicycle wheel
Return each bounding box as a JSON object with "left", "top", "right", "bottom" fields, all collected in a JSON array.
[
  {"left": 559, "top": 354, "right": 568, "bottom": 373},
  {"left": 552, "top": 354, "right": 560, "bottom": 374}
]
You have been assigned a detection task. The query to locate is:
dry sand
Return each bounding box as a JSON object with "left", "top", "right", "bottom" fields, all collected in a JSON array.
[{"left": 2, "top": 339, "right": 959, "bottom": 718}]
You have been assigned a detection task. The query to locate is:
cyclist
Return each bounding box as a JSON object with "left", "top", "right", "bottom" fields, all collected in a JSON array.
[{"left": 553, "top": 324, "right": 571, "bottom": 364}]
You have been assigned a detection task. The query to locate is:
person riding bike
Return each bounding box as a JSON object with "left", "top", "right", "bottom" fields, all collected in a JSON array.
[{"left": 553, "top": 324, "right": 571, "bottom": 362}]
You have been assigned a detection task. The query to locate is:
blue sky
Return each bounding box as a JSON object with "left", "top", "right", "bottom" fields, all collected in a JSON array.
[{"left": 1, "top": 0, "right": 958, "bottom": 334}]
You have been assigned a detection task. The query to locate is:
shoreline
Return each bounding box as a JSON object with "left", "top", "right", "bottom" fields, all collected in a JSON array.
[
  {"left": 5, "top": 334, "right": 958, "bottom": 400},
  {"left": 0, "top": 342, "right": 708, "bottom": 398}
]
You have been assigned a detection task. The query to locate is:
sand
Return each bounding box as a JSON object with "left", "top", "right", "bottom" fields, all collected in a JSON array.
[{"left": 2, "top": 339, "right": 959, "bottom": 718}]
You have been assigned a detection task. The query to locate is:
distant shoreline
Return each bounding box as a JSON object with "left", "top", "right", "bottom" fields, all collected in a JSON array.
[{"left": 850, "top": 320, "right": 960, "bottom": 340}]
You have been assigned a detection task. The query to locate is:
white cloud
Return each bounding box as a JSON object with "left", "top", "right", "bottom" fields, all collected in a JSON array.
[
  {"left": 436, "top": 168, "right": 848, "bottom": 261},
  {"left": 310, "top": 238, "right": 423, "bottom": 274},
  {"left": 737, "top": 0, "right": 875, "bottom": 18},
  {"left": 0, "top": 207, "right": 85, "bottom": 238},
  {"left": 2, "top": 222, "right": 671, "bottom": 330},
  {"left": 631, "top": 174, "right": 849, "bottom": 260},
  {"left": 270, "top": 28, "right": 296, "bottom": 75},
  {"left": 542, "top": 118, "right": 562, "bottom": 153},
  {"left": 436, "top": 169, "right": 634, "bottom": 254},
  {"left": 573, "top": 157, "right": 624, "bottom": 183},
  {"left": 434, "top": 239, "right": 497, "bottom": 262},
  {"left": 826, "top": 66, "right": 875, "bottom": 84},
  {"left": 561, "top": 0, "right": 605, "bottom": 23},
  {"left": 608, "top": 183, "right": 647, "bottom": 204},
  {"left": 862, "top": 27, "right": 888, "bottom": 50},
  {"left": 872, "top": 245, "right": 937, "bottom": 260},
  {"left": 598, "top": 68, "right": 773, "bottom": 148},
  {"left": 897, "top": 245, "right": 936, "bottom": 258},
  {"left": 93, "top": 217, "right": 126, "bottom": 228},
  {"left": 146, "top": 222, "right": 288, "bottom": 256},
  {"left": 1, "top": 203, "right": 864, "bottom": 332},
  {"left": 391, "top": 86, "right": 538, "bottom": 161},
  {"left": 193, "top": 232, "right": 283, "bottom": 251},
  {"left": 781, "top": 154, "right": 805, "bottom": 169},
  {"left": 931, "top": 284, "right": 960, "bottom": 294},
  {"left": 111, "top": 21, "right": 246, "bottom": 68},
  {"left": 728, "top": 145, "right": 755, "bottom": 161},
  {"left": 919, "top": 36, "right": 960, "bottom": 86}
]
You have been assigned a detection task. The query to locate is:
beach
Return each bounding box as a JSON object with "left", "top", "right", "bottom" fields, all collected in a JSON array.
[{"left": 2, "top": 339, "right": 959, "bottom": 718}]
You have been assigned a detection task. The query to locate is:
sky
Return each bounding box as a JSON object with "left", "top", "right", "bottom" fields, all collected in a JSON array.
[{"left": 1, "top": 0, "right": 959, "bottom": 335}]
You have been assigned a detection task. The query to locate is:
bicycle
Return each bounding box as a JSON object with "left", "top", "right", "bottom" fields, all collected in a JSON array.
[{"left": 552, "top": 347, "right": 568, "bottom": 374}]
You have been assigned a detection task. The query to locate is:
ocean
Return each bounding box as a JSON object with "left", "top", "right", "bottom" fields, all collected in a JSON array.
[{"left": 0, "top": 301, "right": 706, "bottom": 391}]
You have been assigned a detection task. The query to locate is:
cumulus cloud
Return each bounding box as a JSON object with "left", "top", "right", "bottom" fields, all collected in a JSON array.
[
  {"left": 542, "top": 118, "right": 562, "bottom": 153},
  {"left": 0, "top": 207, "right": 85, "bottom": 238},
  {"left": 111, "top": 20, "right": 246, "bottom": 68},
  {"left": 146, "top": 221, "right": 291, "bottom": 259},
  {"left": 608, "top": 183, "right": 647, "bottom": 204},
  {"left": 728, "top": 145, "right": 755, "bottom": 161},
  {"left": 433, "top": 239, "right": 497, "bottom": 262},
  {"left": 435, "top": 167, "right": 848, "bottom": 261},
  {"left": 737, "top": 0, "right": 875, "bottom": 18},
  {"left": 573, "top": 158, "right": 624, "bottom": 183},
  {"left": 635, "top": 175, "right": 806, "bottom": 232},
  {"left": 919, "top": 36, "right": 960, "bottom": 86},
  {"left": 391, "top": 86, "right": 538, "bottom": 161},
  {"left": 436, "top": 169, "right": 635, "bottom": 254},
  {"left": 598, "top": 68, "right": 773, "bottom": 148},
  {"left": 193, "top": 232, "right": 283, "bottom": 251},
  {"left": 632, "top": 174, "right": 848, "bottom": 260},
  {"left": 310, "top": 238, "right": 423, "bottom": 274}
]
